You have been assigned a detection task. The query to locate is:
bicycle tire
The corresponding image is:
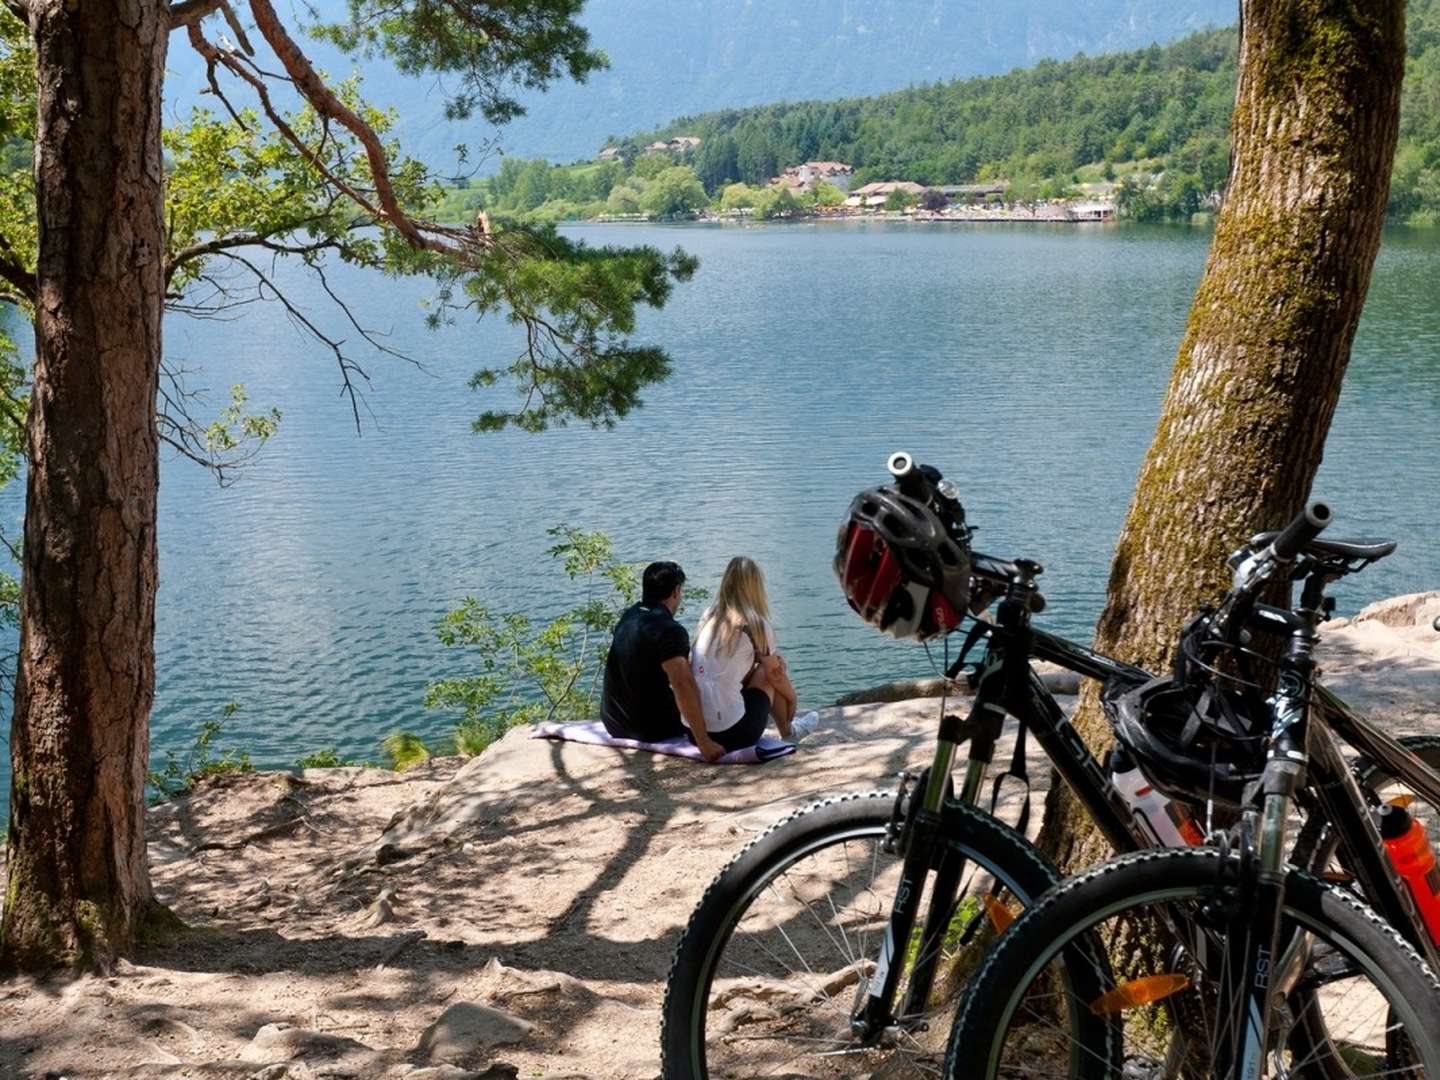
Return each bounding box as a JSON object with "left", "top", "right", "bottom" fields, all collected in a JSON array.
[
  {"left": 660, "top": 790, "right": 1062, "bottom": 1079},
  {"left": 1286, "top": 734, "right": 1440, "bottom": 1077},
  {"left": 945, "top": 846, "right": 1440, "bottom": 1079}
]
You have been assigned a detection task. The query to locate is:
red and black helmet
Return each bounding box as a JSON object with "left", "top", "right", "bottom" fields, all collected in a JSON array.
[{"left": 835, "top": 485, "right": 972, "bottom": 640}]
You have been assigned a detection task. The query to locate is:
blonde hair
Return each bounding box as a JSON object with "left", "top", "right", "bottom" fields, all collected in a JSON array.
[{"left": 701, "top": 556, "right": 773, "bottom": 657}]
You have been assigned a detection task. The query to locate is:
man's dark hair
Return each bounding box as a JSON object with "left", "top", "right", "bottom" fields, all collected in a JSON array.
[{"left": 642, "top": 561, "right": 686, "bottom": 604}]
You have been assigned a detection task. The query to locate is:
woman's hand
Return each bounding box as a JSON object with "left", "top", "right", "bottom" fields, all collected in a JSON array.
[{"left": 695, "top": 733, "right": 726, "bottom": 762}]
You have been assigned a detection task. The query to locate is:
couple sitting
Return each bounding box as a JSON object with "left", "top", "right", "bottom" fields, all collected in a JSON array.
[{"left": 599, "top": 557, "right": 819, "bottom": 760}]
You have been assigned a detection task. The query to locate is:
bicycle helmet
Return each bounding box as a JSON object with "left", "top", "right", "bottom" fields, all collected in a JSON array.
[
  {"left": 1103, "top": 675, "right": 1266, "bottom": 809},
  {"left": 835, "top": 485, "right": 971, "bottom": 640}
]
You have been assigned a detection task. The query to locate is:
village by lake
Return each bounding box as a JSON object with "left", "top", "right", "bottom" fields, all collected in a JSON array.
[
  {"left": 450, "top": 147, "right": 1134, "bottom": 227},
  {"left": 0, "top": 221, "right": 1436, "bottom": 805}
]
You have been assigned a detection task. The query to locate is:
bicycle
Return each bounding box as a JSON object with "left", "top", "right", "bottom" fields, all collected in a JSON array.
[
  {"left": 660, "top": 457, "right": 1440, "bottom": 1079},
  {"left": 947, "top": 501, "right": 1440, "bottom": 1078}
]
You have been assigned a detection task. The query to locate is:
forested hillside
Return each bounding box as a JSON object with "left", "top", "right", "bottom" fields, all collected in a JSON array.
[
  {"left": 156, "top": 0, "right": 1233, "bottom": 164},
  {"left": 642, "top": 29, "right": 1238, "bottom": 202},
  {"left": 626, "top": 0, "right": 1440, "bottom": 221},
  {"left": 463, "top": 0, "right": 1440, "bottom": 224}
]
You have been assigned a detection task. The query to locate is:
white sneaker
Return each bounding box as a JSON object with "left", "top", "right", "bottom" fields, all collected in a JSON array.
[{"left": 789, "top": 711, "right": 821, "bottom": 742}]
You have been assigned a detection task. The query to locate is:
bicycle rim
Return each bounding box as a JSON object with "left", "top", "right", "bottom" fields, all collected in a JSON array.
[
  {"left": 959, "top": 857, "right": 1440, "bottom": 1078},
  {"left": 684, "top": 808, "right": 1047, "bottom": 1078}
]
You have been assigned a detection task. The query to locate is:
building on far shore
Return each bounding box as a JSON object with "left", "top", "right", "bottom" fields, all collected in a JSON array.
[
  {"left": 771, "top": 161, "right": 855, "bottom": 192},
  {"left": 844, "top": 180, "right": 926, "bottom": 208},
  {"left": 643, "top": 136, "right": 702, "bottom": 156},
  {"left": 934, "top": 182, "right": 1008, "bottom": 204},
  {"left": 1068, "top": 200, "right": 1115, "bottom": 221}
]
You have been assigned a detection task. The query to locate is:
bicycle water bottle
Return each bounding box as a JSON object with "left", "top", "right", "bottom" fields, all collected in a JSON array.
[
  {"left": 1379, "top": 804, "right": 1440, "bottom": 946},
  {"left": 1109, "top": 745, "right": 1204, "bottom": 847}
]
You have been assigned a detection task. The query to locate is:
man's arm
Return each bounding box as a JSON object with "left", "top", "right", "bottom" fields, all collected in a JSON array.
[{"left": 661, "top": 656, "right": 724, "bottom": 761}]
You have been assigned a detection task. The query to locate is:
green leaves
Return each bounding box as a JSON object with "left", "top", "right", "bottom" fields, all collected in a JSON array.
[
  {"left": 425, "top": 523, "right": 639, "bottom": 756},
  {"left": 309, "top": 0, "right": 606, "bottom": 126},
  {"left": 460, "top": 229, "right": 697, "bottom": 432},
  {"left": 381, "top": 732, "right": 432, "bottom": 770},
  {"left": 146, "top": 703, "right": 254, "bottom": 801}
]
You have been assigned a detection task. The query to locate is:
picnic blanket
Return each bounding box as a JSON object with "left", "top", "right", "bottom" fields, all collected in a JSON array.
[{"left": 531, "top": 720, "right": 797, "bottom": 764}]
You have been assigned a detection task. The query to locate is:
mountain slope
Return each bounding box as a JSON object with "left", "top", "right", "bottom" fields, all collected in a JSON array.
[{"left": 162, "top": 0, "right": 1234, "bottom": 166}]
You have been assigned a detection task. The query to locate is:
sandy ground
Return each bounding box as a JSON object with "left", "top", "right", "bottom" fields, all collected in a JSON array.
[{"left": 0, "top": 592, "right": 1435, "bottom": 1080}]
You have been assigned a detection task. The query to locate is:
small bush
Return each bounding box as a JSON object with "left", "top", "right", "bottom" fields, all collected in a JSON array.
[
  {"left": 426, "top": 523, "right": 708, "bottom": 758},
  {"left": 382, "top": 731, "right": 432, "bottom": 771},
  {"left": 295, "top": 748, "right": 355, "bottom": 769},
  {"left": 147, "top": 703, "right": 253, "bottom": 801}
]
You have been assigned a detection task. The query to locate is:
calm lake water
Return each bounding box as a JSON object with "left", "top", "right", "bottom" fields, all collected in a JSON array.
[{"left": 1, "top": 221, "right": 1438, "bottom": 804}]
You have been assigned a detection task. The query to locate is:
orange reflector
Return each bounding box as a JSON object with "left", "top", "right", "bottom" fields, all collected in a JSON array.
[
  {"left": 1088, "top": 974, "right": 1191, "bottom": 1015},
  {"left": 1389, "top": 794, "right": 1416, "bottom": 809},
  {"left": 982, "top": 893, "right": 1014, "bottom": 933}
]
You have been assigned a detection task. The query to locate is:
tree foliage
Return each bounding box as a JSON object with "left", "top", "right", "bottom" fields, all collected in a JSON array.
[
  {"left": 0, "top": 2, "right": 700, "bottom": 449},
  {"left": 611, "top": 0, "right": 1440, "bottom": 221},
  {"left": 423, "top": 524, "right": 639, "bottom": 756},
  {"left": 0, "top": 0, "right": 700, "bottom": 971}
]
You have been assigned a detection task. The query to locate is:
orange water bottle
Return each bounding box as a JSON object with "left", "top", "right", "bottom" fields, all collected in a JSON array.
[{"left": 1378, "top": 804, "right": 1440, "bottom": 946}]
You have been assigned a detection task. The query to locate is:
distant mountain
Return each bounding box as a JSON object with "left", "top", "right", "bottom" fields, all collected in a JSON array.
[{"left": 163, "top": 0, "right": 1235, "bottom": 168}]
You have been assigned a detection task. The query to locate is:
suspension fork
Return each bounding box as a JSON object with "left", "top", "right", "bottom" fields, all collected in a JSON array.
[
  {"left": 854, "top": 645, "right": 1012, "bottom": 1038},
  {"left": 1224, "top": 610, "right": 1317, "bottom": 1077},
  {"left": 856, "top": 589, "right": 1037, "bottom": 1038}
]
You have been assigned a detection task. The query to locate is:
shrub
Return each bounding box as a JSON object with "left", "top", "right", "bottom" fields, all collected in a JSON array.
[
  {"left": 147, "top": 702, "right": 253, "bottom": 800},
  {"left": 381, "top": 732, "right": 432, "bottom": 771},
  {"left": 295, "top": 748, "right": 357, "bottom": 769},
  {"left": 425, "top": 523, "right": 707, "bottom": 758}
]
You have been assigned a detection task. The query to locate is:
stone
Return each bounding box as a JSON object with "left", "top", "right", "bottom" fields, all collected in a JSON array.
[
  {"left": 240, "top": 1022, "right": 374, "bottom": 1064},
  {"left": 415, "top": 1003, "right": 534, "bottom": 1064}
]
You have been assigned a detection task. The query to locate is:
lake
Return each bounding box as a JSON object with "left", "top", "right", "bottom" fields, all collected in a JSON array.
[{"left": 1, "top": 220, "right": 1438, "bottom": 804}]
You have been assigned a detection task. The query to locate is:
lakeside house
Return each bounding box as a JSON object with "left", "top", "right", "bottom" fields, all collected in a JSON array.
[
  {"left": 771, "top": 160, "right": 855, "bottom": 192},
  {"left": 1067, "top": 200, "right": 1115, "bottom": 221},
  {"left": 844, "top": 180, "right": 926, "bottom": 208},
  {"left": 935, "top": 182, "right": 1008, "bottom": 203},
  {"left": 598, "top": 146, "right": 623, "bottom": 162}
]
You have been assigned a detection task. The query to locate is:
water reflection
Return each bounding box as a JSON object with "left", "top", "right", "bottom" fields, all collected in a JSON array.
[{"left": 0, "top": 222, "right": 1437, "bottom": 804}]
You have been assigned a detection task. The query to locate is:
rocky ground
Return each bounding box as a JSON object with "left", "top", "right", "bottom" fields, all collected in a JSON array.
[{"left": 0, "top": 593, "right": 1435, "bottom": 1080}]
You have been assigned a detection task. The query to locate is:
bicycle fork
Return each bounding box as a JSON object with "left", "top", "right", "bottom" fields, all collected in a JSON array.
[
  {"left": 853, "top": 657, "right": 1007, "bottom": 1041},
  {"left": 1223, "top": 663, "right": 1311, "bottom": 1078}
]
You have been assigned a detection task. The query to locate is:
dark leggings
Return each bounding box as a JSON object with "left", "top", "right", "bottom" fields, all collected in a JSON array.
[{"left": 688, "top": 687, "right": 770, "bottom": 752}]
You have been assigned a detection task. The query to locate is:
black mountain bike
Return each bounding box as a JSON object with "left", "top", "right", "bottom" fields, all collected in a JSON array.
[
  {"left": 660, "top": 457, "right": 1440, "bottom": 1079},
  {"left": 948, "top": 502, "right": 1440, "bottom": 1078}
]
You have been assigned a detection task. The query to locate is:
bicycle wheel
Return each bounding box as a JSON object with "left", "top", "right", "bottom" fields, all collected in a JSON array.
[
  {"left": 946, "top": 847, "right": 1440, "bottom": 1079},
  {"left": 1286, "top": 735, "right": 1440, "bottom": 1078},
  {"left": 661, "top": 790, "right": 1061, "bottom": 1079}
]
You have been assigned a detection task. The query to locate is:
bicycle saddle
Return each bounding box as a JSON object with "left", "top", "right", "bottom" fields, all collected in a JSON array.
[{"left": 1249, "top": 532, "right": 1397, "bottom": 562}]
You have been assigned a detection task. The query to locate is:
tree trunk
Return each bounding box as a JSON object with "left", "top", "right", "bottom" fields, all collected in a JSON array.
[
  {"left": 1, "top": 0, "right": 169, "bottom": 970},
  {"left": 1037, "top": 0, "right": 1406, "bottom": 874}
]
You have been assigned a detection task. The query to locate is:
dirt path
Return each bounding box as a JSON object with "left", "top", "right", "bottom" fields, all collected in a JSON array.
[{"left": 0, "top": 593, "right": 1434, "bottom": 1079}]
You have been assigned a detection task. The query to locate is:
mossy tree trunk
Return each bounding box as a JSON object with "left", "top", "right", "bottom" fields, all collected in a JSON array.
[
  {"left": 1, "top": 0, "right": 170, "bottom": 971},
  {"left": 1037, "top": 0, "right": 1406, "bottom": 873}
]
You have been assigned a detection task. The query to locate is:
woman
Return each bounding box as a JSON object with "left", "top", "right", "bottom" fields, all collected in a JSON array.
[{"left": 687, "top": 556, "right": 819, "bottom": 758}]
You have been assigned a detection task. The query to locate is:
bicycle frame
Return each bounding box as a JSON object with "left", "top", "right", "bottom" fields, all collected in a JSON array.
[
  {"left": 1223, "top": 594, "right": 1440, "bottom": 1075},
  {"left": 855, "top": 567, "right": 1158, "bottom": 1039},
  {"left": 855, "top": 565, "right": 1440, "bottom": 1061}
]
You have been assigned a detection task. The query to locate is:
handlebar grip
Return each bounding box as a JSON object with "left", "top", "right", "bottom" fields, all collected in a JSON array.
[
  {"left": 1269, "top": 501, "right": 1333, "bottom": 560},
  {"left": 887, "top": 450, "right": 933, "bottom": 503}
]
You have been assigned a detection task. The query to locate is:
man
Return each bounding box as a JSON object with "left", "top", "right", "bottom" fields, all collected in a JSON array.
[{"left": 601, "top": 561, "right": 722, "bottom": 760}]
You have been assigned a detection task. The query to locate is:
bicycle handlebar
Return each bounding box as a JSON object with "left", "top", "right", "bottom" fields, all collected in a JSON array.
[
  {"left": 887, "top": 450, "right": 937, "bottom": 503},
  {"left": 1206, "top": 500, "right": 1334, "bottom": 643},
  {"left": 887, "top": 452, "right": 1046, "bottom": 614},
  {"left": 1268, "top": 501, "right": 1333, "bottom": 562}
]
